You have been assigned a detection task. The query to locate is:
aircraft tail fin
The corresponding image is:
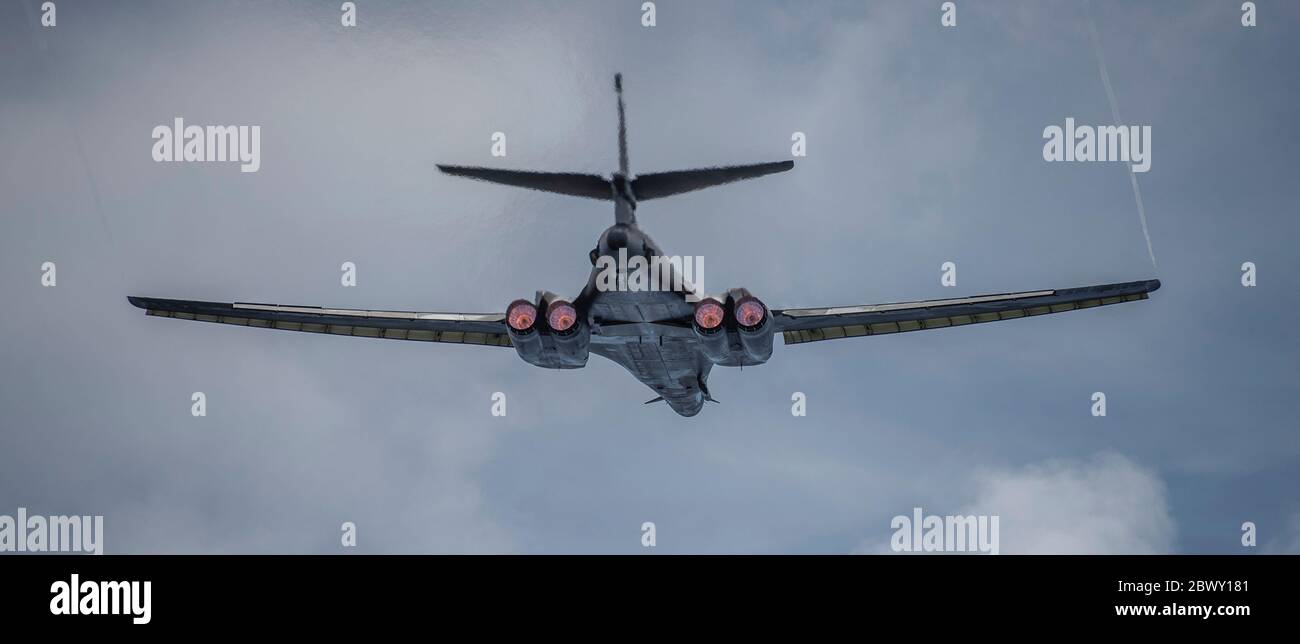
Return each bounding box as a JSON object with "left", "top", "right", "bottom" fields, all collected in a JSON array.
[
  {"left": 631, "top": 160, "right": 794, "bottom": 201},
  {"left": 435, "top": 165, "right": 613, "bottom": 200},
  {"left": 437, "top": 75, "right": 794, "bottom": 209},
  {"left": 616, "top": 73, "right": 629, "bottom": 176}
]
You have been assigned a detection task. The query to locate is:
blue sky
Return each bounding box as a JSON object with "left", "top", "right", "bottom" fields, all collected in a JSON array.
[{"left": 1, "top": 0, "right": 1297, "bottom": 553}]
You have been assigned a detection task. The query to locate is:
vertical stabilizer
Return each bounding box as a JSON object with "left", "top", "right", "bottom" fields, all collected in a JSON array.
[{"left": 615, "top": 73, "right": 629, "bottom": 177}]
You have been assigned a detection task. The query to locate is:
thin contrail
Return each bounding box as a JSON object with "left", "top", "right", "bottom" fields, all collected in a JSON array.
[
  {"left": 23, "top": 0, "right": 128, "bottom": 289},
  {"left": 1086, "top": 2, "right": 1158, "bottom": 270}
]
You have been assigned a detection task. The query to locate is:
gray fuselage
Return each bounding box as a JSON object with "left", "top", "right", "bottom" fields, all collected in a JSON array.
[{"left": 578, "top": 222, "right": 713, "bottom": 416}]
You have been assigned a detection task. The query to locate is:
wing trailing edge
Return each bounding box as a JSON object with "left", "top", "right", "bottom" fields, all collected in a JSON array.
[
  {"left": 128, "top": 296, "right": 513, "bottom": 347},
  {"left": 775, "top": 279, "right": 1161, "bottom": 345}
]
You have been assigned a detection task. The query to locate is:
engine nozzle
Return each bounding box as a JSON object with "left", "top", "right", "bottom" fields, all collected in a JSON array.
[
  {"left": 507, "top": 300, "right": 538, "bottom": 331},
  {"left": 547, "top": 301, "right": 578, "bottom": 333},
  {"left": 734, "top": 297, "right": 766, "bottom": 330},
  {"left": 693, "top": 299, "right": 725, "bottom": 331}
]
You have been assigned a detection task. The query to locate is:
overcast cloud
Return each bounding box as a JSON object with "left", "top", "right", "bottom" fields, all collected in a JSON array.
[{"left": 1, "top": 0, "right": 1297, "bottom": 553}]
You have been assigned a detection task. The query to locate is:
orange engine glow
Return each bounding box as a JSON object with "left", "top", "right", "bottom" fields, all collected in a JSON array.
[
  {"left": 694, "top": 300, "right": 725, "bottom": 330},
  {"left": 507, "top": 300, "right": 538, "bottom": 331},
  {"left": 735, "top": 298, "right": 766, "bottom": 328},
  {"left": 547, "top": 301, "right": 578, "bottom": 332}
]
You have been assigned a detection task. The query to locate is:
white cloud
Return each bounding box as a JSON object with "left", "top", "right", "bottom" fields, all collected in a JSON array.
[
  {"left": 1263, "top": 514, "right": 1300, "bottom": 554},
  {"left": 964, "top": 452, "right": 1175, "bottom": 554},
  {"left": 857, "top": 452, "right": 1176, "bottom": 554}
]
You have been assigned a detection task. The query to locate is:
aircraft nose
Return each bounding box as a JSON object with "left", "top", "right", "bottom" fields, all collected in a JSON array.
[{"left": 669, "top": 396, "right": 704, "bottom": 417}]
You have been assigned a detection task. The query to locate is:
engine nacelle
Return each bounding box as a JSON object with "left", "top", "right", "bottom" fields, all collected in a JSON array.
[
  {"left": 692, "top": 289, "right": 773, "bottom": 367},
  {"left": 506, "top": 293, "right": 590, "bottom": 369},
  {"left": 730, "top": 289, "right": 773, "bottom": 364}
]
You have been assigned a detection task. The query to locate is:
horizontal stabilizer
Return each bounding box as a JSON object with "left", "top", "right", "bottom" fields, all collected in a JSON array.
[
  {"left": 632, "top": 160, "right": 794, "bottom": 200},
  {"left": 436, "top": 165, "right": 613, "bottom": 200}
]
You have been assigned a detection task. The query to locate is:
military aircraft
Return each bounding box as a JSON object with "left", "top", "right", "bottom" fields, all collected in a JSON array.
[{"left": 129, "top": 74, "right": 1160, "bottom": 417}]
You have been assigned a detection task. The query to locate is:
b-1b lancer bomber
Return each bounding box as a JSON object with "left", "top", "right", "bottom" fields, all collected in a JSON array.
[{"left": 130, "top": 75, "right": 1160, "bottom": 417}]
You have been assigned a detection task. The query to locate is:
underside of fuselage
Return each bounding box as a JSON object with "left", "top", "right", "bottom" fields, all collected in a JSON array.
[{"left": 581, "top": 225, "right": 714, "bottom": 417}]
